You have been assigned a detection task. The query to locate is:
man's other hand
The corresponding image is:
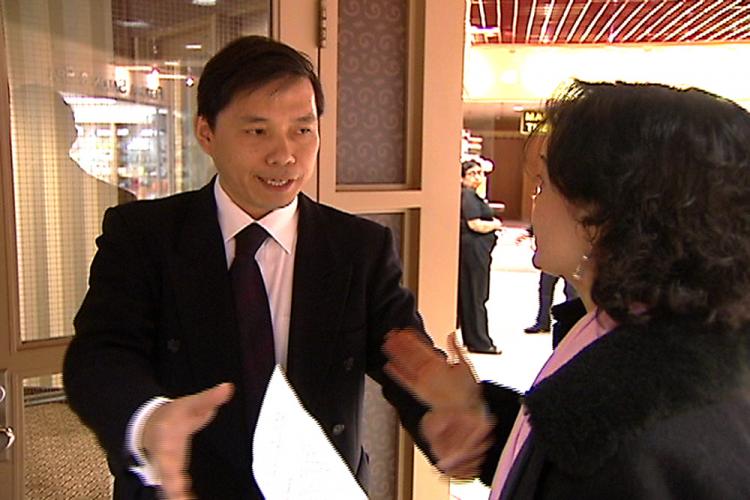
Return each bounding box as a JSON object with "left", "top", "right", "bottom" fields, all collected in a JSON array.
[{"left": 142, "top": 383, "right": 234, "bottom": 500}]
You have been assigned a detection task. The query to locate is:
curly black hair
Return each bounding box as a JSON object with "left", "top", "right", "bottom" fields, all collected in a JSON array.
[{"left": 542, "top": 80, "right": 750, "bottom": 330}]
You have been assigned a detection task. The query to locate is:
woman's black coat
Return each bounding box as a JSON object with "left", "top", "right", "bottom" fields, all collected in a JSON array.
[{"left": 479, "top": 308, "right": 750, "bottom": 499}]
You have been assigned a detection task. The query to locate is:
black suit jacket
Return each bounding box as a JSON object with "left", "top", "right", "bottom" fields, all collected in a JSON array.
[{"left": 63, "top": 180, "right": 429, "bottom": 499}]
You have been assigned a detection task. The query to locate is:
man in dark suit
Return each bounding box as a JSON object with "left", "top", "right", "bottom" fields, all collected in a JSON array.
[{"left": 63, "top": 36, "right": 458, "bottom": 499}]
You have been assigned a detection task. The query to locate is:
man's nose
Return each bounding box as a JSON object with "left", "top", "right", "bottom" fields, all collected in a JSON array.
[{"left": 265, "top": 136, "right": 295, "bottom": 166}]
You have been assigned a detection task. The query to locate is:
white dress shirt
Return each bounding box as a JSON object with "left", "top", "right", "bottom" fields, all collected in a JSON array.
[{"left": 128, "top": 178, "right": 299, "bottom": 485}]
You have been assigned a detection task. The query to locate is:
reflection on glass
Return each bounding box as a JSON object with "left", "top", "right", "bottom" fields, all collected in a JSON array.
[
  {"left": 23, "top": 374, "right": 112, "bottom": 498},
  {"left": 2, "top": 0, "right": 270, "bottom": 342}
]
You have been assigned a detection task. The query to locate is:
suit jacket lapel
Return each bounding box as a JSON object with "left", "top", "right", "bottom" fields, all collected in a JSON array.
[
  {"left": 170, "top": 179, "right": 249, "bottom": 470},
  {"left": 287, "top": 194, "right": 352, "bottom": 409}
]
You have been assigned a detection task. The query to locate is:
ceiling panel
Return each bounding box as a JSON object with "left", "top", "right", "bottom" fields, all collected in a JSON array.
[{"left": 468, "top": 0, "right": 750, "bottom": 44}]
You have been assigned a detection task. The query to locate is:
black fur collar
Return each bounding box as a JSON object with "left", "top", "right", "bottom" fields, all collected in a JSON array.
[{"left": 524, "top": 317, "right": 750, "bottom": 476}]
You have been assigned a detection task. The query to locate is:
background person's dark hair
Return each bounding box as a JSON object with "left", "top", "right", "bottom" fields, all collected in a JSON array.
[
  {"left": 542, "top": 80, "right": 750, "bottom": 330},
  {"left": 197, "top": 35, "right": 325, "bottom": 129}
]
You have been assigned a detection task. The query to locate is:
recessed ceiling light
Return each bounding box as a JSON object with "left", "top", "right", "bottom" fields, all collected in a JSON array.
[
  {"left": 192, "top": 0, "right": 216, "bottom": 5},
  {"left": 185, "top": 44, "right": 203, "bottom": 50}
]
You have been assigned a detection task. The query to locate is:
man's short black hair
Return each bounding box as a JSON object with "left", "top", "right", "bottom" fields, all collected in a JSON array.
[{"left": 197, "top": 35, "right": 325, "bottom": 129}]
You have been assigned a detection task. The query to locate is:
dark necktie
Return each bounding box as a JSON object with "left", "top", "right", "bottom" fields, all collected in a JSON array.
[{"left": 229, "top": 223, "right": 275, "bottom": 438}]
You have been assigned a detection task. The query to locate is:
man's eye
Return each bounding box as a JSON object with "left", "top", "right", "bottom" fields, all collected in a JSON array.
[
  {"left": 299, "top": 127, "right": 313, "bottom": 134},
  {"left": 245, "top": 128, "right": 265, "bottom": 135}
]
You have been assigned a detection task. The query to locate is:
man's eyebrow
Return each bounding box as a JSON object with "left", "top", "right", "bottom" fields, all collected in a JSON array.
[
  {"left": 238, "top": 115, "right": 268, "bottom": 124},
  {"left": 236, "top": 113, "right": 318, "bottom": 124},
  {"left": 296, "top": 113, "right": 318, "bottom": 123}
]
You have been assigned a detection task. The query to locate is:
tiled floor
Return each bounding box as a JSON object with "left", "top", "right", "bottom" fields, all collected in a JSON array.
[{"left": 449, "top": 225, "right": 568, "bottom": 500}]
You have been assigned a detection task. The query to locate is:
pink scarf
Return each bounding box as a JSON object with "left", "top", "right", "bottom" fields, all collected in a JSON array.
[{"left": 489, "top": 308, "right": 617, "bottom": 499}]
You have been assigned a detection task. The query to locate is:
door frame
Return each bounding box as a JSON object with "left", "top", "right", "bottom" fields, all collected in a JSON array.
[{"left": 284, "top": 1, "right": 466, "bottom": 498}]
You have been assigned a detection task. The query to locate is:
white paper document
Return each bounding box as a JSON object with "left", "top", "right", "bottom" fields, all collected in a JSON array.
[{"left": 253, "top": 366, "right": 367, "bottom": 499}]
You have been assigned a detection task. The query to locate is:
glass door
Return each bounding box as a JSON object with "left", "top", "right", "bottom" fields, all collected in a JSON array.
[{"left": 0, "top": 1, "right": 271, "bottom": 497}]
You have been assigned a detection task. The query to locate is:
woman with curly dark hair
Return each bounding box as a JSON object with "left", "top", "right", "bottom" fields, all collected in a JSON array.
[{"left": 383, "top": 80, "right": 750, "bottom": 499}]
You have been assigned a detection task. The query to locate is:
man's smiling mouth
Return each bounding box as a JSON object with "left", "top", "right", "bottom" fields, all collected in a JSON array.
[{"left": 258, "top": 176, "right": 294, "bottom": 187}]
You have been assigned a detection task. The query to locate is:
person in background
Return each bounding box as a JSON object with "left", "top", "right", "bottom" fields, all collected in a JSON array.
[
  {"left": 63, "top": 36, "right": 486, "bottom": 500},
  {"left": 516, "top": 227, "right": 578, "bottom": 337},
  {"left": 384, "top": 80, "right": 750, "bottom": 499},
  {"left": 458, "top": 159, "right": 503, "bottom": 354},
  {"left": 524, "top": 272, "right": 577, "bottom": 336}
]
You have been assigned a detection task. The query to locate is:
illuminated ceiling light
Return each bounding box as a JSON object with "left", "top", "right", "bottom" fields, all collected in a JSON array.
[
  {"left": 566, "top": 0, "right": 593, "bottom": 43},
  {"left": 579, "top": 0, "right": 610, "bottom": 43},
  {"left": 512, "top": 0, "right": 520, "bottom": 43},
  {"left": 622, "top": 0, "right": 666, "bottom": 42},
  {"left": 146, "top": 67, "right": 160, "bottom": 91},
  {"left": 593, "top": 1, "right": 627, "bottom": 43},
  {"left": 512, "top": 105, "right": 525, "bottom": 112},
  {"left": 678, "top": 0, "right": 740, "bottom": 42},
  {"left": 636, "top": 0, "right": 683, "bottom": 42},
  {"left": 192, "top": 0, "right": 217, "bottom": 5},
  {"left": 500, "top": 69, "right": 518, "bottom": 84},
  {"left": 655, "top": 1, "right": 708, "bottom": 42},
  {"left": 552, "top": 0, "right": 575, "bottom": 43},
  {"left": 696, "top": 4, "right": 746, "bottom": 40},
  {"left": 185, "top": 44, "right": 203, "bottom": 50},
  {"left": 706, "top": 12, "right": 750, "bottom": 41},
  {"left": 609, "top": 0, "right": 648, "bottom": 42},
  {"left": 185, "top": 75, "right": 195, "bottom": 87},
  {"left": 525, "top": 0, "right": 538, "bottom": 44},
  {"left": 164, "top": 61, "right": 180, "bottom": 67},
  {"left": 540, "top": 0, "right": 556, "bottom": 43}
]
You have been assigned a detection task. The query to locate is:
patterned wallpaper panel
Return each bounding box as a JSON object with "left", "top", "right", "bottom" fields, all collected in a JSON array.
[
  {"left": 337, "top": 0, "right": 408, "bottom": 185},
  {"left": 359, "top": 211, "right": 404, "bottom": 500}
]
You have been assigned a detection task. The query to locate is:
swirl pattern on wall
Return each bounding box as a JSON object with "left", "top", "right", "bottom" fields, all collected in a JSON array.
[
  {"left": 337, "top": 0, "right": 407, "bottom": 185},
  {"left": 360, "top": 212, "right": 404, "bottom": 499}
]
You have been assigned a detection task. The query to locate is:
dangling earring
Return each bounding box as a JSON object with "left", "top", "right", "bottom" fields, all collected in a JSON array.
[{"left": 572, "top": 254, "right": 589, "bottom": 281}]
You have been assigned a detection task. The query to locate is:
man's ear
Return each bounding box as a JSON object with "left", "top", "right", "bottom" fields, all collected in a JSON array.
[{"left": 194, "top": 115, "right": 214, "bottom": 154}]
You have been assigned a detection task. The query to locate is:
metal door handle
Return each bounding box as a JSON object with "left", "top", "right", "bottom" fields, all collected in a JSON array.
[{"left": 0, "top": 426, "right": 15, "bottom": 450}]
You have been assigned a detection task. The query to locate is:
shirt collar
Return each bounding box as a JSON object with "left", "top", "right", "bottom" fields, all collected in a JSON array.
[{"left": 214, "top": 177, "right": 298, "bottom": 254}]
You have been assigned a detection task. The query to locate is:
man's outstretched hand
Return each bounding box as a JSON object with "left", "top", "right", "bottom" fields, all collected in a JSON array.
[
  {"left": 142, "top": 383, "right": 234, "bottom": 500},
  {"left": 383, "top": 330, "right": 495, "bottom": 478}
]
